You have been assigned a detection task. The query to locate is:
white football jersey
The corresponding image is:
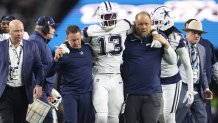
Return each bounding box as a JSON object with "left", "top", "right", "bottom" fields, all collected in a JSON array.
[
  {"left": 0, "top": 32, "right": 29, "bottom": 41},
  {"left": 83, "top": 19, "right": 131, "bottom": 73},
  {"left": 161, "top": 32, "right": 185, "bottom": 78}
]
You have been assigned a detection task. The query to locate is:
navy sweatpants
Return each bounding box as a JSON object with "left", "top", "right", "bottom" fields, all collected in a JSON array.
[{"left": 62, "top": 92, "right": 95, "bottom": 123}]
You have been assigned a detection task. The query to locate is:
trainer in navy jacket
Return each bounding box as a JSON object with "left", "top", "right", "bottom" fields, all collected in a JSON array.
[
  {"left": 122, "top": 33, "right": 163, "bottom": 95},
  {"left": 51, "top": 42, "right": 93, "bottom": 95},
  {"left": 120, "top": 11, "right": 177, "bottom": 123},
  {"left": 50, "top": 25, "right": 94, "bottom": 123}
]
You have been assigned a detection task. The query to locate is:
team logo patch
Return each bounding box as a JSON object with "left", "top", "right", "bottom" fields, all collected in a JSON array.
[
  {"left": 80, "top": 51, "right": 84, "bottom": 55},
  {"left": 119, "top": 81, "right": 122, "bottom": 84},
  {"left": 96, "top": 79, "right": 99, "bottom": 82}
]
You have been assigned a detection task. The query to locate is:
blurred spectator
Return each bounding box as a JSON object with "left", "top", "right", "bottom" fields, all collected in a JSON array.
[
  {"left": 0, "top": 16, "right": 6, "bottom": 34},
  {"left": 0, "top": 15, "right": 29, "bottom": 41},
  {"left": 1, "top": 15, "right": 16, "bottom": 33},
  {"left": 0, "top": 16, "right": 16, "bottom": 41}
]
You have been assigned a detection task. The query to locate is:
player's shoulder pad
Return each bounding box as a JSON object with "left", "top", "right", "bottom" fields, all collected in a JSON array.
[
  {"left": 0, "top": 33, "right": 10, "bottom": 41},
  {"left": 82, "top": 24, "right": 104, "bottom": 37},
  {"left": 173, "top": 31, "right": 183, "bottom": 38},
  {"left": 116, "top": 19, "right": 132, "bottom": 32},
  {"left": 179, "top": 37, "right": 188, "bottom": 46},
  {"left": 169, "top": 31, "right": 183, "bottom": 42}
]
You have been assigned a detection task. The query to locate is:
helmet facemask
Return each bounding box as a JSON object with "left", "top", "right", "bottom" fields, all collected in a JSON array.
[
  {"left": 100, "top": 13, "right": 117, "bottom": 30},
  {"left": 96, "top": 1, "right": 118, "bottom": 31},
  {"left": 152, "top": 20, "right": 164, "bottom": 31}
]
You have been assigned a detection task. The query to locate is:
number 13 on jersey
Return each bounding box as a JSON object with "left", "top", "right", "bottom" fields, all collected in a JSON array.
[{"left": 98, "top": 35, "right": 122, "bottom": 56}]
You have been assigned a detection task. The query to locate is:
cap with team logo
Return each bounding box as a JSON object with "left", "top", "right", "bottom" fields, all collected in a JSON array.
[{"left": 36, "top": 16, "right": 57, "bottom": 27}]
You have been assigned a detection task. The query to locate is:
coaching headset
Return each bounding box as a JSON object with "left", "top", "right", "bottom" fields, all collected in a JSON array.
[{"left": 41, "top": 16, "right": 50, "bottom": 35}]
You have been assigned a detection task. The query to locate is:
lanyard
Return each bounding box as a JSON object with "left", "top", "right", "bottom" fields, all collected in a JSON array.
[{"left": 9, "top": 46, "right": 23, "bottom": 66}]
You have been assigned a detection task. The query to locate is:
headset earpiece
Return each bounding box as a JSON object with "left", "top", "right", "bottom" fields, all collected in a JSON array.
[{"left": 42, "top": 16, "right": 50, "bottom": 35}]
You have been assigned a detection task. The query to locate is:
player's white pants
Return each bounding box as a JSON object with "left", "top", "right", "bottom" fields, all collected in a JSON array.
[
  {"left": 160, "top": 81, "right": 182, "bottom": 123},
  {"left": 93, "top": 74, "right": 124, "bottom": 123}
]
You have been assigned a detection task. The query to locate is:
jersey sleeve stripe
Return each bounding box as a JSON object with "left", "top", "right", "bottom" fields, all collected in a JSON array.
[{"left": 123, "top": 19, "right": 131, "bottom": 29}]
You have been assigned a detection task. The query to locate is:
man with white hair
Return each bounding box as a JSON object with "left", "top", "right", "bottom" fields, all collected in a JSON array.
[
  {"left": 29, "top": 16, "right": 57, "bottom": 123},
  {"left": 176, "top": 20, "right": 213, "bottom": 123}
]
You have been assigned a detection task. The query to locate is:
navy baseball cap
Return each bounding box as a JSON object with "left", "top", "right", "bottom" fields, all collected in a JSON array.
[
  {"left": 36, "top": 16, "right": 57, "bottom": 27},
  {"left": 0, "top": 16, "right": 6, "bottom": 23},
  {"left": 2, "top": 15, "right": 16, "bottom": 22}
]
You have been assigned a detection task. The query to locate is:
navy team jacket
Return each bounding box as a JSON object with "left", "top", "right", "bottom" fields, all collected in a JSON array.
[
  {"left": 29, "top": 31, "right": 55, "bottom": 96},
  {"left": 49, "top": 43, "right": 93, "bottom": 95},
  {"left": 121, "top": 33, "right": 164, "bottom": 95}
]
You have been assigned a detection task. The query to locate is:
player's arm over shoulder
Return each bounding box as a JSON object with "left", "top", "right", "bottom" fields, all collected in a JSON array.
[{"left": 82, "top": 26, "right": 91, "bottom": 43}]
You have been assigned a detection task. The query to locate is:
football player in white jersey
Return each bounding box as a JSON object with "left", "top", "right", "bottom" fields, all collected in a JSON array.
[
  {"left": 82, "top": 1, "right": 131, "bottom": 123},
  {"left": 151, "top": 6, "right": 195, "bottom": 123},
  {"left": 0, "top": 16, "right": 29, "bottom": 41}
]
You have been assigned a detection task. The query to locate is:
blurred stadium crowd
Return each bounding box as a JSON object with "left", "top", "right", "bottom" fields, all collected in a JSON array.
[{"left": 0, "top": 0, "right": 78, "bottom": 33}]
